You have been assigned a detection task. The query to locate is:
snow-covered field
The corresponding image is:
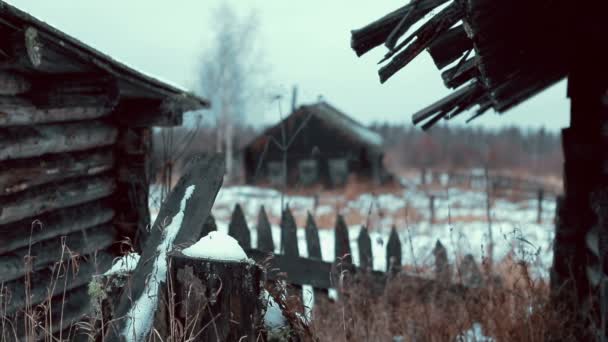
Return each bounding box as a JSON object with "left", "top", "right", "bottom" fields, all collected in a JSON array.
[{"left": 150, "top": 175, "right": 555, "bottom": 278}]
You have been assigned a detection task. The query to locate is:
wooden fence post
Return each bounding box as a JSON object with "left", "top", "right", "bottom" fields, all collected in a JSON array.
[
  {"left": 386, "top": 226, "right": 402, "bottom": 273},
  {"left": 334, "top": 214, "right": 352, "bottom": 265},
  {"left": 433, "top": 240, "right": 450, "bottom": 283},
  {"left": 281, "top": 206, "right": 299, "bottom": 257},
  {"left": 429, "top": 194, "right": 436, "bottom": 224},
  {"left": 170, "top": 251, "right": 265, "bottom": 341},
  {"left": 107, "top": 154, "right": 224, "bottom": 341},
  {"left": 357, "top": 226, "right": 373, "bottom": 271},
  {"left": 537, "top": 188, "right": 544, "bottom": 224},
  {"left": 228, "top": 204, "right": 251, "bottom": 250},
  {"left": 256, "top": 205, "right": 274, "bottom": 252},
  {"left": 305, "top": 212, "right": 322, "bottom": 259},
  {"left": 459, "top": 254, "right": 482, "bottom": 288}
]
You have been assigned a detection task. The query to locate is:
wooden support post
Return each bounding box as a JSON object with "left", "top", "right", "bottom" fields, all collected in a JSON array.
[
  {"left": 537, "top": 188, "right": 544, "bottom": 224},
  {"left": 169, "top": 252, "right": 265, "bottom": 341},
  {"left": 228, "top": 204, "right": 252, "bottom": 250},
  {"left": 334, "top": 214, "right": 352, "bottom": 265},
  {"left": 107, "top": 154, "right": 224, "bottom": 341},
  {"left": 280, "top": 206, "right": 299, "bottom": 257},
  {"left": 357, "top": 226, "right": 373, "bottom": 271},
  {"left": 386, "top": 226, "right": 402, "bottom": 273},
  {"left": 256, "top": 206, "right": 274, "bottom": 252},
  {"left": 305, "top": 212, "right": 322, "bottom": 259}
]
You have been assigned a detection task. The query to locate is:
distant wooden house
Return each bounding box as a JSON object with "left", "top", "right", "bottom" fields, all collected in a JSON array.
[
  {"left": 0, "top": 1, "right": 209, "bottom": 335},
  {"left": 242, "top": 101, "right": 389, "bottom": 187}
]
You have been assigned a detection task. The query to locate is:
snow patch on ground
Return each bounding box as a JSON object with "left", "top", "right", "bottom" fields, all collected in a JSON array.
[
  {"left": 182, "top": 231, "right": 248, "bottom": 261},
  {"left": 264, "top": 290, "right": 287, "bottom": 330},
  {"left": 123, "top": 185, "right": 196, "bottom": 342}
]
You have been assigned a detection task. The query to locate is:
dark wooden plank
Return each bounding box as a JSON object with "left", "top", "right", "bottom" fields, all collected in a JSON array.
[
  {"left": 442, "top": 57, "right": 478, "bottom": 89},
  {"left": 109, "top": 154, "right": 224, "bottom": 341},
  {"left": 379, "top": 2, "right": 464, "bottom": 83},
  {"left": 1, "top": 251, "right": 113, "bottom": 315},
  {"left": 112, "top": 98, "right": 183, "bottom": 127},
  {"left": 280, "top": 206, "right": 299, "bottom": 257},
  {"left": 386, "top": 226, "right": 402, "bottom": 273},
  {"left": 433, "top": 240, "right": 450, "bottom": 283},
  {"left": 305, "top": 212, "right": 322, "bottom": 259},
  {"left": 0, "top": 148, "right": 114, "bottom": 195},
  {"left": 0, "top": 201, "right": 114, "bottom": 254},
  {"left": 427, "top": 25, "right": 473, "bottom": 70},
  {"left": 228, "top": 203, "right": 252, "bottom": 250},
  {"left": 256, "top": 205, "right": 274, "bottom": 252},
  {"left": 200, "top": 213, "right": 217, "bottom": 239},
  {"left": 0, "top": 224, "right": 115, "bottom": 282},
  {"left": 357, "top": 226, "right": 373, "bottom": 271},
  {"left": 412, "top": 82, "right": 479, "bottom": 125},
  {"left": 0, "top": 120, "right": 118, "bottom": 161},
  {"left": 0, "top": 70, "right": 30, "bottom": 95},
  {"left": 0, "top": 174, "right": 115, "bottom": 225},
  {"left": 334, "top": 214, "right": 352, "bottom": 264}
]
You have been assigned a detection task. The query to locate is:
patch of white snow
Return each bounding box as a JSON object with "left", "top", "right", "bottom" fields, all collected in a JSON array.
[
  {"left": 181, "top": 231, "right": 248, "bottom": 262},
  {"left": 104, "top": 253, "right": 140, "bottom": 276}
]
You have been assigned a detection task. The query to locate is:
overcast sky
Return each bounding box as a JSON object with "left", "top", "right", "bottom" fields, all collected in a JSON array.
[{"left": 10, "top": 0, "right": 569, "bottom": 131}]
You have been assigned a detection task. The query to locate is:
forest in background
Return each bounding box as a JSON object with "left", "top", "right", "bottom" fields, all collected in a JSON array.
[{"left": 150, "top": 122, "right": 563, "bottom": 184}]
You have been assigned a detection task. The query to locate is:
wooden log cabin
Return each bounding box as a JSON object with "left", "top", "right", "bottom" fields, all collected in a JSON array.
[
  {"left": 350, "top": 0, "right": 607, "bottom": 337},
  {"left": 0, "top": 1, "right": 209, "bottom": 335},
  {"left": 242, "top": 101, "right": 390, "bottom": 188}
]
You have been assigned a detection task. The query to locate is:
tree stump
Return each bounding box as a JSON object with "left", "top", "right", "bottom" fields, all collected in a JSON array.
[{"left": 169, "top": 252, "right": 265, "bottom": 342}]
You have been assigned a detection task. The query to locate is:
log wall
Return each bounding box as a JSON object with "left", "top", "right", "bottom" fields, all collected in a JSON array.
[{"left": 0, "top": 70, "right": 151, "bottom": 326}]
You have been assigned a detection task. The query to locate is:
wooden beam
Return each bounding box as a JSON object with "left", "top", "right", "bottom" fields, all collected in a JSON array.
[
  {"left": 0, "top": 120, "right": 117, "bottom": 161},
  {"left": 0, "top": 201, "right": 115, "bottom": 254},
  {"left": 412, "top": 82, "right": 479, "bottom": 125},
  {"left": 442, "top": 57, "right": 478, "bottom": 88},
  {"left": 0, "top": 225, "right": 115, "bottom": 283},
  {"left": 1, "top": 251, "right": 113, "bottom": 315},
  {"left": 427, "top": 25, "right": 473, "bottom": 70},
  {"left": 111, "top": 97, "right": 184, "bottom": 127},
  {"left": 0, "top": 148, "right": 114, "bottom": 195},
  {"left": 0, "top": 70, "right": 30, "bottom": 95},
  {"left": 0, "top": 174, "right": 115, "bottom": 225}
]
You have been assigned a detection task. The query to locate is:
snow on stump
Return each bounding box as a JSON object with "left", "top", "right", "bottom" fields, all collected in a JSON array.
[{"left": 169, "top": 231, "right": 265, "bottom": 341}]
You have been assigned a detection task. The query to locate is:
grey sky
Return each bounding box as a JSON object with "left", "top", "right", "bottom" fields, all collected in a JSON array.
[{"left": 11, "top": 0, "right": 569, "bottom": 131}]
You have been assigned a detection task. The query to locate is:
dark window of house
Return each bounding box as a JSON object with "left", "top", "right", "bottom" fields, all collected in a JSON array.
[
  {"left": 298, "top": 159, "right": 318, "bottom": 185},
  {"left": 267, "top": 161, "right": 285, "bottom": 185},
  {"left": 329, "top": 158, "right": 348, "bottom": 186}
]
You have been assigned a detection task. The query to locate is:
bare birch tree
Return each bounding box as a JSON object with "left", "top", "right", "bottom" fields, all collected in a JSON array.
[{"left": 198, "top": 4, "right": 266, "bottom": 183}]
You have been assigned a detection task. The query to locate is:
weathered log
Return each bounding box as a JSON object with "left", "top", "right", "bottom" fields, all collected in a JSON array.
[
  {"left": 357, "top": 226, "right": 373, "bottom": 271},
  {"left": 256, "top": 205, "right": 274, "bottom": 252},
  {"left": 168, "top": 252, "right": 265, "bottom": 342},
  {"left": 379, "top": 2, "right": 464, "bottom": 83},
  {"left": 112, "top": 97, "right": 183, "bottom": 127},
  {"left": 334, "top": 214, "right": 352, "bottom": 265},
  {"left": 108, "top": 154, "right": 224, "bottom": 341},
  {"left": 427, "top": 25, "right": 472, "bottom": 70},
  {"left": 0, "top": 70, "right": 30, "bottom": 95},
  {"left": 0, "top": 95, "right": 114, "bottom": 126},
  {"left": 386, "top": 226, "right": 402, "bottom": 273},
  {"left": 0, "top": 225, "right": 115, "bottom": 283},
  {"left": 280, "top": 207, "right": 300, "bottom": 257},
  {"left": 0, "top": 121, "right": 118, "bottom": 161},
  {"left": 0, "top": 200, "right": 114, "bottom": 254},
  {"left": 228, "top": 203, "right": 252, "bottom": 249},
  {"left": 0, "top": 174, "right": 115, "bottom": 225},
  {"left": 0, "top": 148, "right": 114, "bottom": 195},
  {"left": 350, "top": 0, "right": 450, "bottom": 57},
  {"left": 1, "top": 251, "right": 113, "bottom": 315},
  {"left": 305, "top": 212, "right": 322, "bottom": 259}
]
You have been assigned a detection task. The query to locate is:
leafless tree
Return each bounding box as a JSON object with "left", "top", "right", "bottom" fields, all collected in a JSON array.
[{"left": 198, "top": 3, "right": 267, "bottom": 183}]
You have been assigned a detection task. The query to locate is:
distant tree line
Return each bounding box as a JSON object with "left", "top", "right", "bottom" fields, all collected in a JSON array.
[{"left": 372, "top": 123, "right": 563, "bottom": 176}]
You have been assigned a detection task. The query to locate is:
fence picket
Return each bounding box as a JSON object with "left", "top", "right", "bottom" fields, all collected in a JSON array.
[
  {"left": 228, "top": 204, "right": 251, "bottom": 249},
  {"left": 386, "top": 226, "right": 402, "bottom": 273},
  {"left": 256, "top": 206, "right": 274, "bottom": 252},
  {"left": 305, "top": 212, "right": 322, "bottom": 259},
  {"left": 357, "top": 226, "right": 373, "bottom": 271},
  {"left": 280, "top": 206, "right": 299, "bottom": 257},
  {"left": 433, "top": 240, "right": 450, "bottom": 283},
  {"left": 334, "top": 214, "right": 352, "bottom": 265},
  {"left": 200, "top": 214, "right": 217, "bottom": 239}
]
